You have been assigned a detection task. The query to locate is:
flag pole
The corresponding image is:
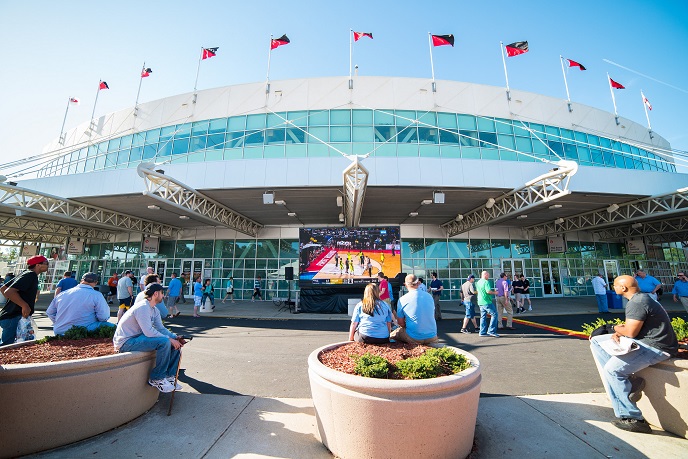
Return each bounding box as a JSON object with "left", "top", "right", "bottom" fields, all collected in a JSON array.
[
  {"left": 349, "top": 29, "right": 353, "bottom": 89},
  {"left": 193, "top": 48, "right": 203, "bottom": 104},
  {"left": 641, "top": 89, "right": 653, "bottom": 138},
  {"left": 266, "top": 35, "right": 273, "bottom": 94},
  {"left": 428, "top": 33, "right": 436, "bottom": 93},
  {"left": 90, "top": 81, "right": 101, "bottom": 133},
  {"left": 607, "top": 73, "right": 619, "bottom": 125},
  {"left": 560, "top": 56, "right": 572, "bottom": 113},
  {"left": 59, "top": 97, "right": 71, "bottom": 145},
  {"left": 134, "top": 61, "right": 145, "bottom": 116},
  {"left": 500, "top": 41, "right": 511, "bottom": 101}
]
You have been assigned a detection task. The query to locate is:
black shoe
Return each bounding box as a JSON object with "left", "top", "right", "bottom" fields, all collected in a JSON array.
[
  {"left": 611, "top": 417, "right": 652, "bottom": 434},
  {"left": 629, "top": 376, "right": 646, "bottom": 403}
]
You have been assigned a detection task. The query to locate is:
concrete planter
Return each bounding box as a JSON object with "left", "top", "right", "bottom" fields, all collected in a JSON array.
[
  {"left": 636, "top": 357, "right": 688, "bottom": 439},
  {"left": 308, "top": 342, "right": 481, "bottom": 459},
  {"left": 0, "top": 341, "right": 159, "bottom": 458}
]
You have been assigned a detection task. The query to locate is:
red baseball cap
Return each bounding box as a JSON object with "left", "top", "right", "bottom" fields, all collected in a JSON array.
[{"left": 27, "top": 255, "right": 48, "bottom": 266}]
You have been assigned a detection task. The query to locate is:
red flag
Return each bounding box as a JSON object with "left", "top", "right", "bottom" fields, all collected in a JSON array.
[
  {"left": 69, "top": 97, "right": 80, "bottom": 104},
  {"left": 641, "top": 91, "right": 652, "bottom": 110},
  {"left": 353, "top": 31, "right": 373, "bottom": 42},
  {"left": 609, "top": 77, "right": 625, "bottom": 89},
  {"left": 566, "top": 59, "right": 586, "bottom": 71},
  {"left": 271, "top": 34, "right": 290, "bottom": 50},
  {"left": 202, "top": 47, "right": 218, "bottom": 59},
  {"left": 431, "top": 34, "right": 454, "bottom": 47},
  {"left": 141, "top": 67, "right": 152, "bottom": 78},
  {"left": 99, "top": 81, "right": 109, "bottom": 90},
  {"left": 505, "top": 41, "right": 528, "bottom": 57}
]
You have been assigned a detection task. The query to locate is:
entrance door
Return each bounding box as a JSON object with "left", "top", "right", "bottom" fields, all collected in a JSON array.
[
  {"left": 540, "top": 259, "right": 563, "bottom": 296},
  {"left": 501, "top": 259, "right": 526, "bottom": 279},
  {"left": 603, "top": 260, "right": 619, "bottom": 289},
  {"left": 181, "top": 259, "right": 204, "bottom": 296},
  {"left": 146, "top": 259, "right": 167, "bottom": 280}
]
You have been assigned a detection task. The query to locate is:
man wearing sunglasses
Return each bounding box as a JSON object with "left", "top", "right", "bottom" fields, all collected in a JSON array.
[{"left": 672, "top": 272, "right": 688, "bottom": 313}]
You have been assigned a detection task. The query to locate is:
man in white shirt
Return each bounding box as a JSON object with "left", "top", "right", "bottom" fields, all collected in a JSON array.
[
  {"left": 591, "top": 273, "right": 609, "bottom": 313},
  {"left": 113, "top": 283, "right": 187, "bottom": 393},
  {"left": 139, "top": 266, "right": 154, "bottom": 293},
  {"left": 47, "top": 272, "right": 114, "bottom": 335}
]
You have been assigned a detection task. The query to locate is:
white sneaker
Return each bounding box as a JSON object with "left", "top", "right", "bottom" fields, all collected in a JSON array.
[
  {"left": 528, "top": 307, "right": 532, "bottom": 311},
  {"left": 166, "top": 376, "right": 183, "bottom": 391},
  {"left": 149, "top": 378, "right": 175, "bottom": 393}
]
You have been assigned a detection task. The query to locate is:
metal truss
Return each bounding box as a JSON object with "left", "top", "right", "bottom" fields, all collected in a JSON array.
[
  {"left": 442, "top": 160, "right": 578, "bottom": 237},
  {"left": 593, "top": 216, "right": 688, "bottom": 241},
  {"left": 645, "top": 232, "right": 688, "bottom": 244},
  {"left": 0, "top": 183, "right": 178, "bottom": 238},
  {"left": 343, "top": 158, "right": 369, "bottom": 227},
  {"left": 0, "top": 215, "right": 114, "bottom": 242},
  {"left": 527, "top": 187, "right": 688, "bottom": 238},
  {"left": 137, "top": 164, "right": 262, "bottom": 237},
  {"left": 0, "top": 231, "right": 69, "bottom": 246}
]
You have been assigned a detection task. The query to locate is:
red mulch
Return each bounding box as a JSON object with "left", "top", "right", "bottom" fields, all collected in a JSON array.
[
  {"left": 0, "top": 338, "right": 115, "bottom": 365},
  {"left": 319, "top": 341, "right": 432, "bottom": 378}
]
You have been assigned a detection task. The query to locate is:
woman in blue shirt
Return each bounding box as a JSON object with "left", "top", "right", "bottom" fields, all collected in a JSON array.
[{"left": 348, "top": 283, "right": 392, "bottom": 344}]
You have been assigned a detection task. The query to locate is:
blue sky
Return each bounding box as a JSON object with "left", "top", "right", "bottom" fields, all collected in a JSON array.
[{"left": 1, "top": 0, "right": 687, "bottom": 173}]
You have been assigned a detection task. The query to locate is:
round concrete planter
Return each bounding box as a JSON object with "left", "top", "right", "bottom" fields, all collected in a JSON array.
[
  {"left": 308, "top": 342, "right": 481, "bottom": 459},
  {"left": 0, "top": 341, "right": 159, "bottom": 458},
  {"left": 636, "top": 357, "right": 688, "bottom": 439}
]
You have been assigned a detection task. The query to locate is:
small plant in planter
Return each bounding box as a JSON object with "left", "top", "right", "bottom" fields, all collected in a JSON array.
[{"left": 352, "top": 347, "right": 471, "bottom": 379}]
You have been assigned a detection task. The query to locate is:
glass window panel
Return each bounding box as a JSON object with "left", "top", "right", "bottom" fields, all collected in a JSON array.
[
  {"left": 491, "top": 240, "right": 511, "bottom": 258},
  {"left": 94, "top": 155, "right": 105, "bottom": 170},
  {"left": 417, "top": 112, "right": 436, "bottom": 125},
  {"left": 132, "top": 132, "right": 145, "bottom": 147},
  {"left": 190, "top": 136, "right": 207, "bottom": 152},
  {"left": 243, "top": 147, "right": 263, "bottom": 159},
  {"left": 533, "top": 141, "right": 550, "bottom": 157},
  {"left": 447, "top": 240, "right": 469, "bottom": 258},
  {"left": 157, "top": 142, "right": 172, "bottom": 157},
  {"left": 439, "top": 129, "right": 459, "bottom": 145},
  {"left": 373, "top": 110, "right": 394, "bottom": 125},
  {"left": 418, "top": 127, "right": 438, "bottom": 144},
  {"left": 265, "top": 128, "right": 286, "bottom": 144},
  {"left": 245, "top": 130, "right": 264, "bottom": 145},
  {"left": 599, "top": 137, "right": 611, "bottom": 149},
  {"left": 287, "top": 110, "right": 308, "bottom": 127},
  {"left": 496, "top": 119, "right": 513, "bottom": 134},
  {"left": 208, "top": 118, "right": 227, "bottom": 134},
  {"left": 615, "top": 154, "right": 627, "bottom": 168},
  {"left": 372, "top": 144, "right": 396, "bottom": 157},
  {"left": 397, "top": 144, "right": 418, "bottom": 157},
  {"left": 207, "top": 133, "right": 225, "bottom": 149},
  {"left": 395, "top": 110, "right": 416, "bottom": 126},
  {"left": 513, "top": 125, "right": 529, "bottom": 136},
  {"left": 205, "top": 150, "right": 222, "bottom": 161},
  {"left": 352, "top": 126, "right": 374, "bottom": 142},
  {"left": 308, "top": 110, "right": 329, "bottom": 126},
  {"left": 129, "top": 146, "right": 143, "bottom": 162},
  {"left": 460, "top": 130, "right": 479, "bottom": 147},
  {"left": 563, "top": 143, "right": 578, "bottom": 160},
  {"left": 172, "top": 138, "right": 190, "bottom": 155},
  {"left": 308, "top": 144, "right": 329, "bottom": 157},
  {"left": 246, "top": 114, "right": 266, "bottom": 130},
  {"left": 497, "top": 134, "right": 515, "bottom": 150},
  {"left": 142, "top": 144, "right": 156, "bottom": 160},
  {"left": 285, "top": 128, "right": 305, "bottom": 144},
  {"left": 577, "top": 146, "right": 590, "bottom": 163},
  {"left": 437, "top": 113, "right": 457, "bottom": 128},
  {"left": 226, "top": 131, "right": 246, "bottom": 148},
  {"left": 574, "top": 131, "right": 587, "bottom": 143},
  {"left": 477, "top": 117, "right": 495, "bottom": 132},
  {"left": 499, "top": 149, "right": 518, "bottom": 161},
  {"left": 256, "top": 239, "right": 280, "bottom": 258},
  {"left": 159, "top": 126, "right": 175, "bottom": 143},
  {"left": 457, "top": 114, "right": 477, "bottom": 129},
  {"left": 374, "top": 125, "right": 397, "bottom": 142},
  {"left": 267, "top": 112, "right": 286, "bottom": 128},
  {"left": 515, "top": 136, "right": 533, "bottom": 152},
  {"left": 228, "top": 116, "right": 246, "bottom": 131},
  {"left": 560, "top": 128, "right": 574, "bottom": 140},
  {"left": 191, "top": 121, "right": 209, "bottom": 136},
  {"left": 479, "top": 132, "right": 497, "bottom": 148},
  {"left": 224, "top": 148, "right": 243, "bottom": 159},
  {"left": 591, "top": 148, "right": 604, "bottom": 165},
  {"left": 119, "top": 135, "right": 133, "bottom": 148},
  {"left": 285, "top": 144, "right": 307, "bottom": 157},
  {"left": 145, "top": 129, "right": 160, "bottom": 143},
  {"left": 462, "top": 146, "right": 480, "bottom": 158},
  {"left": 174, "top": 123, "right": 191, "bottom": 139},
  {"left": 264, "top": 145, "right": 284, "bottom": 158},
  {"left": 308, "top": 126, "right": 329, "bottom": 142},
  {"left": 107, "top": 138, "right": 120, "bottom": 152},
  {"left": 398, "top": 126, "right": 418, "bottom": 143},
  {"left": 440, "top": 145, "right": 461, "bottom": 157},
  {"left": 529, "top": 123, "right": 544, "bottom": 134},
  {"left": 419, "top": 145, "right": 440, "bottom": 157},
  {"left": 330, "top": 126, "right": 351, "bottom": 142},
  {"left": 481, "top": 148, "right": 499, "bottom": 160},
  {"left": 469, "top": 239, "right": 491, "bottom": 258},
  {"left": 188, "top": 151, "right": 204, "bottom": 162},
  {"left": 235, "top": 240, "right": 256, "bottom": 259},
  {"left": 330, "top": 109, "right": 351, "bottom": 125},
  {"left": 511, "top": 241, "right": 531, "bottom": 258},
  {"left": 603, "top": 150, "right": 615, "bottom": 167},
  {"left": 117, "top": 149, "right": 130, "bottom": 164}
]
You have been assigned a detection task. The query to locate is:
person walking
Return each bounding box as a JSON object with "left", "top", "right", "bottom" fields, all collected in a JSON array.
[
  {"left": 429, "top": 272, "right": 444, "bottom": 321},
  {"left": 634, "top": 269, "right": 662, "bottom": 301},
  {"left": 496, "top": 273, "right": 514, "bottom": 330},
  {"left": 377, "top": 272, "right": 390, "bottom": 306},
  {"left": 592, "top": 272, "right": 610, "bottom": 313},
  {"left": 252, "top": 275, "right": 263, "bottom": 301},
  {"left": 116, "top": 271, "right": 135, "bottom": 322},
  {"left": 165, "top": 272, "right": 182, "bottom": 318},
  {"left": 590, "top": 275, "right": 678, "bottom": 433},
  {"left": 512, "top": 274, "right": 525, "bottom": 314},
  {"left": 106, "top": 272, "right": 119, "bottom": 304},
  {"left": 672, "top": 271, "right": 688, "bottom": 313},
  {"left": 460, "top": 275, "right": 479, "bottom": 333},
  {"left": 192, "top": 276, "right": 203, "bottom": 317},
  {"left": 475, "top": 270, "right": 499, "bottom": 337},
  {"left": 0, "top": 255, "right": 50, "bottom": 346},
  {"left": 54, "top": 271, "right": 78, "bottom": 297},
  {"left": 520, "top": 274, "right": 533, "bottom": 311},
  {"left": 222, "top": 277, "right": 235, "bottom": 303}
]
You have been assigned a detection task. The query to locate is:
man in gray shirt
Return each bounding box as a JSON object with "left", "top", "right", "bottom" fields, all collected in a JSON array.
[
  {"left": 113, "top": 283, "right": 186, "bottom": 393},
  {"left": 47, "top": 272, "right": 114, "bottom": 335}
]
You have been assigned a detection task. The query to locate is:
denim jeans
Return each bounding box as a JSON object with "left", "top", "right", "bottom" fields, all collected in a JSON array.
[
  {"left": 202, "top": 293, "right": 215, "bottom": 306},
  {"left": 119, "top": 334, "right": 180, "bottom": 380},
  {"left": 0, "top": 315, "right": 21, "bottom": 346},
  {"left": 590, "top": 334, "right": 669, "bottom": 419},
  {"left": 155, "top": 302, "right": 169, "bottom": 318},
  {"left": 479, "top": 303, "right": 498, "bottom": 335},
  {"left": 595, "top": 294, "right": 609, "bottom": 313}
]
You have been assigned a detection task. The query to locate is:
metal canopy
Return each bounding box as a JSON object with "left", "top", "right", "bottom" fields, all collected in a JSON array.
[
  {"left": 343, "top": 158, "right": 369, "bottom": 227},
  {"left": 0, "top": 215, "right": 114, "bottom": 242},
  {"left": 0, "top": 183, "right": 178, "bottom": 238},
  {"left": 593, "top": 216, "right": 688, "bottom": 241}
]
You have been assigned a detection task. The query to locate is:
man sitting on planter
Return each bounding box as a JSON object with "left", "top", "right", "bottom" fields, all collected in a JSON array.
[
  {"left": 46, "top": 272, "right": 115, "bottom": 335},
  {"left": 113, "top": 283, "right": 186, "bottom": 393},
  {"left": 590, "top": 275, "right": 678, "bottom": 434},
  {"left": 390, "top": 274, "right": 438, "bottom": 345}
]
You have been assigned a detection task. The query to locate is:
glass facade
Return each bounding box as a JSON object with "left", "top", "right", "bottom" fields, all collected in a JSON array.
[
  {"left": 39, "top": 110, "right": 675, "bottom": 177},
  {"left": 40, "top": 236, "right": 687, "bottom": 301}
]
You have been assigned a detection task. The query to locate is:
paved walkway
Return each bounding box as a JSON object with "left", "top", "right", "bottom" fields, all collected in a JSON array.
[{"left": 19, "top": 295, "right": 688, "bottom": 458}]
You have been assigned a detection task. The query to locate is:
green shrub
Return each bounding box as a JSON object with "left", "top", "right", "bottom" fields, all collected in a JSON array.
[
  {"left": 671, "top": 317, "right": 688, "bottom": 341},
  {"left": 61, "top": 325, "right": 117, "bottom": 340},
  {"left": 396, "top": 353, "right": 443, "bottom": 379},
  {"left": 426, "top": 347, "right": 471, "bottom": 373},
  {"left": 581, "top": 317, "right": 623, "bottom": 336},
  {"left": 63, "top": 326, "right": 90, "bottom": 340},
  {"left": 353, "top": 353, "right": 390, "bottom": 378}
]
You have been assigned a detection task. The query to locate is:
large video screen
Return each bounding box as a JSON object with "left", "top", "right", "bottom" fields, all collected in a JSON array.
[{"left": 299, "top": 227, "right": 401, "bottom": 287}]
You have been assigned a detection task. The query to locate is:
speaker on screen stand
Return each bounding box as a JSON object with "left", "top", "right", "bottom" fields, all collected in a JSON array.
[{"left": 284, "top": 267, "right": 297, "bottom": 313}]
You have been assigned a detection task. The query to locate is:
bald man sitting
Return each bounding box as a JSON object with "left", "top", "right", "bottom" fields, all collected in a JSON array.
[
  {"left": 390, "top": 274, "right": 438, "bottom": 345},
  {"left": 590, "top": 275, "right": 678, "bottom": 434}
]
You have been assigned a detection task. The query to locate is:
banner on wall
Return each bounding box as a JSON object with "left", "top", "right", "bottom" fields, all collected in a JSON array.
[
  {"left": 547, "top": 236, "right": 565, "bottom": 253},
  {"left": 21, "top": 245, "right": 38, "bottom": 257},
  {"left": 627, "top": 239, "right": 646, "bottom": 255},
  {"left": 142, "top": 237, "right": 159, "bottom": 254},
  {"left": 67, "top": 240, "right": 84, "bottom": 255}
]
